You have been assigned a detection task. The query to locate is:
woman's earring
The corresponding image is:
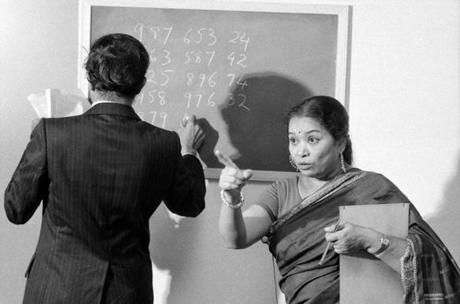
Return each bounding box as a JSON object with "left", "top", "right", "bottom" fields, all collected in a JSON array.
[
  {"left": 289, "top": 155, "right": 299, "bottom": 172},
  {"left": 340, "top": 153, "right": 347, "bottom": 173}
]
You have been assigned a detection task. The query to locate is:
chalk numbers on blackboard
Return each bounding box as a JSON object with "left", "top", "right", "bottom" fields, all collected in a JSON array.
[
  {"left": 135, "top": 24, "right": 173, "bottom": 45},
  {"left": 134, "top": 23, "right": 251, "bottom": 126},
  {"left": 183, "top": 28, "right": 217, "bottom": 46},
  {"left": 226, "top": 31, "right": 250, "bottom": 111},
  {"left": 227, "top": 31, "right": 249, "bottom": 68}
]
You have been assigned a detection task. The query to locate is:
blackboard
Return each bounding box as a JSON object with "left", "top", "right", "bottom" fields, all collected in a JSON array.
[{"left": 79, "top": 0, "right": 351, "bottom": 180}]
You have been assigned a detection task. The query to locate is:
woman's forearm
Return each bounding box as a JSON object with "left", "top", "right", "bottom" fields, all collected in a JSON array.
[
  {"left": 218, "top": 204, "right": 248, "bottom": 249},
  {"left": 367, "top": 234, "right": 409, "bottom": 273},
  {"left": 217, "top": 188, "right": 272, "bottom": 249}
]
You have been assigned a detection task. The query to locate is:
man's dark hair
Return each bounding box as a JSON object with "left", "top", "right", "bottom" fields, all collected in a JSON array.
[{"left": 85, "top": 33, "right": 149, "bottom": 99}]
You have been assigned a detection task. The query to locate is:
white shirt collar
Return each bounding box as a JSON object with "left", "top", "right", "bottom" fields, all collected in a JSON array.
[{"left": 91, "top": 100, "right": 132, "bottom": 107}]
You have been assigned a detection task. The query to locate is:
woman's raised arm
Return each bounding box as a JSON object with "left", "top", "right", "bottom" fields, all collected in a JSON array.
[{"left": 216, "top": 151, "right": 273, "bottom": 249}]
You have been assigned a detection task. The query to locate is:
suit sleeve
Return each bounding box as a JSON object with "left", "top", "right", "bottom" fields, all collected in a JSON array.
[
  {"left": 4, "top": 119, "right": 49, "bottom": 224},
  {"left": 163, "top": 133, "right": 206, "bottom": 217}
]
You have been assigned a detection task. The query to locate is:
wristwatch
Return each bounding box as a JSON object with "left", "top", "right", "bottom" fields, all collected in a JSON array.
[{"left": 373, "top": 235, "right": 390, "bottom": 255}]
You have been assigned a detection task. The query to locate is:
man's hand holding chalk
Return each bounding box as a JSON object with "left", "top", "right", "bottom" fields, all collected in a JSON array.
[{"left": 178, "top": 115, "right": 205, "bottom": 156}]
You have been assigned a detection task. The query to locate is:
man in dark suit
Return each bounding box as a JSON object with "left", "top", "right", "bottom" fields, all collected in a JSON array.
[{"left": 4, "top": 33, "right": 206, "bottom": 304}]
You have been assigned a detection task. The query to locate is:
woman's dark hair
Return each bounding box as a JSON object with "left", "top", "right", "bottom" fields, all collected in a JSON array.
[
  {"left": 286, "top": 95, "right": 353, "bottom": 165},
  {"left": 85, "top": 33, "right": 149, "bottom": 99}
]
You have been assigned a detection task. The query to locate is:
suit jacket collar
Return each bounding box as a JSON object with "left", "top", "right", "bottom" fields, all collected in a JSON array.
[{"left": 84, "top": 103, "right": 141, "bottom": 120}]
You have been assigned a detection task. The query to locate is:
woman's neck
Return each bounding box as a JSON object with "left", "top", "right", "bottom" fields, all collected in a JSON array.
[
  {"left": 297, "top": 166, "right": 344, "bottom": 198},
  {"left": 297, "top": 176, "right": 328, "bottom": 198}
]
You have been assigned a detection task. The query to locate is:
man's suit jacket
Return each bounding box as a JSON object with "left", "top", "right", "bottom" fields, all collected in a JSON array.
[{"left": 4, "top": 103, "right": 206, "bottom": 304}]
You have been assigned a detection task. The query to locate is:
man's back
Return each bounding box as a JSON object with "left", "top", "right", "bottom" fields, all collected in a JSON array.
[{"left": 5, "top": 103, "right": 205, "bottom": 304}]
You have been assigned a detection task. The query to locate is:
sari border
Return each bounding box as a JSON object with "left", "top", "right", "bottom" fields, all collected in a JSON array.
[{"left": 266, "top": 169, "right": 367, "bottom": 240}]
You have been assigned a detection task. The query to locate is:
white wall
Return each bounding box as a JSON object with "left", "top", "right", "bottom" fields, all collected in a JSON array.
[
  {"left": 1, "top": 0, "right": 459, "bottom": 303},
  {"left": 346, "top": 0, "right": 460, "bottom": 263}
]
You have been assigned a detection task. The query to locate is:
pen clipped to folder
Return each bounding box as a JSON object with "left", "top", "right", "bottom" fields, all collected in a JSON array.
[{"left": 319, "top": 218, "right": 342, "bottom": 265}]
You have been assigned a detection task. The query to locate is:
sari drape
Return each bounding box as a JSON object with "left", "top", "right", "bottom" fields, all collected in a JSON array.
[{"left": 264, "top": 168, "right": 460, "bottom": 304}]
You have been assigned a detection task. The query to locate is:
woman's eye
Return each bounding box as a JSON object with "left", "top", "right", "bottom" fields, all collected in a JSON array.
[
  {"left": 289, "top": 137, "right": 298, "bottom": 144},
  {"left": 308, "top": 137, "right": 320, "bottom": 144}
]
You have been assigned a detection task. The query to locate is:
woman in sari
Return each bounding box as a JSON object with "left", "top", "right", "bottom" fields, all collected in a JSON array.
[{"left": 216, "top": 95, "right": 460, "bottom": 304}]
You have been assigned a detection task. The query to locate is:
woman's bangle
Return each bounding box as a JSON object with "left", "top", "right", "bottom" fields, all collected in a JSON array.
[{"left": 220, "top": 190, "right": 244, "bottom": 209}]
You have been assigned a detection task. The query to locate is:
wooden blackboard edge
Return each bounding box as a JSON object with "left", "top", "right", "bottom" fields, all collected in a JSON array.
[{"left": 334, "top": 4, "right": 351, "bottom": 104}]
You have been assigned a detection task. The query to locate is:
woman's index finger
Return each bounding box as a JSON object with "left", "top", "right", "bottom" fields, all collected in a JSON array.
[{"left": 214, "top": 150, "right": 239, "bottom": 169}]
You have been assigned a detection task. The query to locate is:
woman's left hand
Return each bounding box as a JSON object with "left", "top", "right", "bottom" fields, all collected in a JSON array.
[{"left": 324, "top": 222, "right": 380, "bottom": 254}]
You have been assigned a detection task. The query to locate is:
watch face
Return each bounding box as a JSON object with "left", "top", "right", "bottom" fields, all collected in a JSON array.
[
  {"left": 382, "top": 238, "right": 390, "bottom": 246},
  {"left": 375, "top": 237, "right": 390, "bottom": 255},
  {"left": 382, "top": 238, "right": 390, "bottom": 249}
]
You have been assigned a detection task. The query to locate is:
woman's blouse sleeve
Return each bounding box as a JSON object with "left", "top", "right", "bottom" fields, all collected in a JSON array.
[{"left": 254, "top": 182, "right": 280, "bottom": 222}]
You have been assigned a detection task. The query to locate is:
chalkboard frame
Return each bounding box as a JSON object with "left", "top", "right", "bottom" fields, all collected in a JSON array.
[{"left": 78, "top": 0, "right": 351, "bottom": 181}]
